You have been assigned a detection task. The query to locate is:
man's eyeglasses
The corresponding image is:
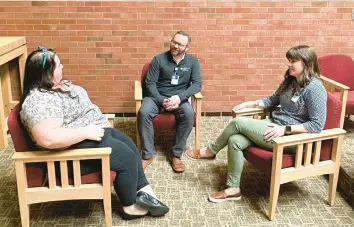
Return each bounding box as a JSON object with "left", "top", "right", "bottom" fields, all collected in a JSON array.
[
  {"left": 38, "top": 46, "right": 48, "bottom": 68},
  {"left": 171, "top": 40, "right": 187, "bottom": 48}
]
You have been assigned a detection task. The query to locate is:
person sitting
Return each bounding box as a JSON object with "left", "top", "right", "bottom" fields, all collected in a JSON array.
[
  {"left": 186, "top": 45, "right": 327, "bottom": 203},
  {"left": 138, "top": 30, "right": 202, "bottom": 172},
  {"left": 20, "top": 47, "right": 169, "bottom": 219}
]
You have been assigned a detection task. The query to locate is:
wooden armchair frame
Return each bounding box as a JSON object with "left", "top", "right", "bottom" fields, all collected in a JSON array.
[
  {"left": 232, "top": 75, "right": 349, "bottom": 220},
  {"left": 134, "top": 80, "right": 203, "bottom": 150},
  {"left": 11, "top": 114, "right": 115, "bottom": 227}
]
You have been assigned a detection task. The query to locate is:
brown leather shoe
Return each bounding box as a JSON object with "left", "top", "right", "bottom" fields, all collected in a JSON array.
[
  {"left": 171, "top": 157, "right": 185, "bottom": 173},
  {"left": 208, "top": 190, "right": 242, "bottom": 203},
  {"left": 142, "top": 157, "right": 153, "bottom": 169},
  {"left": 185, "top": 148, "right": 216, "bottom": 161}
]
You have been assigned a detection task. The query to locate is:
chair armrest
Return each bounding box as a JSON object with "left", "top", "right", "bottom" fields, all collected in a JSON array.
[
  {"left": 232, "top": 108, "right": 265, "bottom": 118},
  {"left": 12, "top": 148, "right": 112, "bottom": 163},
  {"left": 272, "top": 128, "right": 346, "bottom": 147},
  {"left": 104, "top": 114, "right": 115, "bottom": 126},
  {"left": 193, "top": 92, "right": 203, "bottom": 99},
  {"left": 134, "top": 81, "right": 142, "bottom": 101},
  {"left": 320, "top": 75, "right": 350, "bottom": 91}
]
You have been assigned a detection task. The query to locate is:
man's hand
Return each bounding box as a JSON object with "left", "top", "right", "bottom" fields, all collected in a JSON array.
[
  {"left": 162, "top": 99, "right": 170, "bottom": 109},
  {"left": 166, "top": 103, "right": 179, "bottom": 111},
  {"left": 263, "top": 123, "right": 285, "bottom": 142},
  {"left": 168, "top": 95, "right": 181, "bottom": 106},
  {"left": 163, "top": 95, "right": 181, "bottom": 111}
]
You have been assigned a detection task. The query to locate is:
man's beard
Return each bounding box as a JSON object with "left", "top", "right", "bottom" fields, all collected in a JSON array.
[{"left": 171, "top": 48, "right": 184, "bottom": 57}]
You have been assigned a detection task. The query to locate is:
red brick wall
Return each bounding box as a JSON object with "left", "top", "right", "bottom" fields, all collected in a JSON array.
[{"left": 2, "top": 1, "right": 353, "bottom": 113}]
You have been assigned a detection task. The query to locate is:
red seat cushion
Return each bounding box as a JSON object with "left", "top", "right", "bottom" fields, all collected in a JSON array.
[
  {"left": 345, "top": 91, "right": 354, "bottom": 114},
  {"left": 8, "top": 105, "right": 115, "bottom": 188},
  {"left": 319, "top": 54, "right": 354, "bottom": 115},
  {"left": 243, "top": 92, "right": 342, "bottom": 176},
  {"left": 153, "top": 113, "right": 176, "bottom": 130},
  {"left": 335, "top": 91, "right": 354, "bottom": 114},
  {"left": 56, "top": 171, "right": 117, "bottom": 186},
  {"left": 142, "top": 62, "right": 197, "bottom": 130},
  {"left": 152, "top": 112, "right": 196, "bottom": 130},
  {"left": 318, "top": 54, "right": 354, "bottom": 90}
]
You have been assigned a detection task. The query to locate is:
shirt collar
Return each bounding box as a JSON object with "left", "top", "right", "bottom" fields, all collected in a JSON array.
[{"left": 172, "top": 53, "right": 185, "bottom": 64}]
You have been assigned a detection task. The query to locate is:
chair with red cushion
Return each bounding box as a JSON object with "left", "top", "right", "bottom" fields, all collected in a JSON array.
[
  {"left": 9, "top": 105, "right": 115, "bottom": 227},
  {"left": 318, "top": 54, "right": 354, "bottom": 115},
  {"left": 232, "top": 76, "right": 348, "bottom": 220},
  {"left": 134, "top": 62, "right": 203, "bottom": 150}
]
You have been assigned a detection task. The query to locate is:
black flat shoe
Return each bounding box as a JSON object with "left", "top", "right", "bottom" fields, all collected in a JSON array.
[
  {"left": 120, "top": 211, "right": 147, "bottom": 220},
  {"left": 136, "top": 191, "right": 169, "bottom": 217}
]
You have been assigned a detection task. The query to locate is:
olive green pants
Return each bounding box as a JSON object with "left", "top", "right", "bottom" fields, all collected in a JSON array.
[{"left": 209, "top": 117, "right": 278, "bottom": 187}]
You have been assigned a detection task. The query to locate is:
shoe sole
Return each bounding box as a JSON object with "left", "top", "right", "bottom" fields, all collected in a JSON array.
[
  {"left": 142, "top": 158, "right": 153, "bottom": 169},
  {"left": 172, "top": 168, "right": 185, "bottom": 173},
  {"left": 135, "top": 197, "right": 169, "bottom": 217},
  {"left": 184, "top": 152, "right": 216, "bottom": 161},
  {"left": 208, "top": 195, "right": 242, "bottom": 203}
]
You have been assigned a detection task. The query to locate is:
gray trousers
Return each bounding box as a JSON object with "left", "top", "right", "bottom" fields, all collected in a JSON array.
[{"left": 138, "top": 97, "right": 194, "bottom": 160}]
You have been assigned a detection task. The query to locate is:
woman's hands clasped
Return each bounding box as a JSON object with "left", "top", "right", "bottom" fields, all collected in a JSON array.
[{"left": 85, "top": 125, "right": 104, "bottom": 141}]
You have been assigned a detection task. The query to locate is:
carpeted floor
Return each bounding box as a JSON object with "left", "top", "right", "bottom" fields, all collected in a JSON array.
[{"left": 0, "top": 116, "right": 353, "bottom": 227}]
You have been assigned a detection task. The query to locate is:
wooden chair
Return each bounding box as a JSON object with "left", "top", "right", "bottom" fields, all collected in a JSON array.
[
  {"left": 318, "top": 54, "right": 354, "bottom": 116},
  {"left": 134, "top": 62, "right": 203, "bottom": 150},
  {"left": 232, "top": 76, "right": 348, "bottom": 220},
  {"left": 9, "top": 105, "right": 115, "bottom": 227}
]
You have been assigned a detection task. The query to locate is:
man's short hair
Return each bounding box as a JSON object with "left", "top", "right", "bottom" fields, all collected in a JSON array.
[{"left": 174, "top": 30, "right": 191, "bottom": 44}]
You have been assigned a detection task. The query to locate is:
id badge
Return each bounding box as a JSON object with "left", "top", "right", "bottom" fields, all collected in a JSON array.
[
  {"left": 171, "top": 73, "right": 179, "bottom": 85},
  {"left": 291, "top": 95, "right": 300, "bottom": 102}
]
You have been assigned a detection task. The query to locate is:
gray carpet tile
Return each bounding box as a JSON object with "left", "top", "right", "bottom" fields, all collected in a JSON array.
[{"left": 0, "top": 116, "right": 353, "bottom": 227}]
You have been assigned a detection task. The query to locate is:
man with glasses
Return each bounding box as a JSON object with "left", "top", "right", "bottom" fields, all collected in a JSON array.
[{"left": 138, "top": 30, "right": 202, "bottom": 172}]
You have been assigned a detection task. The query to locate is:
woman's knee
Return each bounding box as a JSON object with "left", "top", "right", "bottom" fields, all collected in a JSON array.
[
  {"left": 227, "top": 134, "right": 251, "bottom": 151},
  {"left": 230, "top": 117, "right": 249, "bottom": 127}
]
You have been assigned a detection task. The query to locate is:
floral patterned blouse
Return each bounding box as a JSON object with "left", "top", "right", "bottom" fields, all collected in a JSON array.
[{"left": 20, "top": 81, "right": 111, "bottom": 131}]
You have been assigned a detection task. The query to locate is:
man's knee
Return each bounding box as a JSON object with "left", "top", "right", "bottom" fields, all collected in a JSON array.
[
  {"left": 138, "top": 98, "right": 156, "bottom": 120},
  {"left": 178, "top": 103, "right": 194, "bottom": 122}
]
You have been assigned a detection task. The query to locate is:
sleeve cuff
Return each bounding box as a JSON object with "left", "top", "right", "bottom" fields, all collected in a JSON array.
[{"left": 261, "top": 98, "right": 272, "bottom": 108}]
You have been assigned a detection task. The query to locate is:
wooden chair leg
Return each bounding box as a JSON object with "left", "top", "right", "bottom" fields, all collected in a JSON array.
[
  {"left": 19, "top": 203, "right": 30, "bottom": 227},
  {"left": 195, "top": 126, "right": 200, "bottom": 150},
  {"left": 194, "top": 99, "right": 201, "bottom": 150},
  {"left": 268, "top": 179, "right": 280, "bottom": 221},
  {"left": 268, "top": 145, "right": 283, "bottom": 221},
  {"left": 136, "top": 122, "right": 141, "bottom": 151},
  {"left": 328, "top": 171, "right": 339, "bottom": 206},
  {"left": 102, "top": 157, "right": 112, "bottom": 227},
  {"left": 103, "top": 193, "right": 112, "bottom": 227},
  {"left": 15, "top": 161, "right": 29, "bottom": 227}
]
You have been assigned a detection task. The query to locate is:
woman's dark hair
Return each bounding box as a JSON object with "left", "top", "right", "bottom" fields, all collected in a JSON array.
[
  {"left": 20, "top": 48, "right": 57, "bottom": 107},
  {"left": 280, "top": 45, "right": 321, "bottom": 94}
]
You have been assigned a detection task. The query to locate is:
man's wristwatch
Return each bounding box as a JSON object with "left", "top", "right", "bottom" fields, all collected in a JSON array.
[{"left": 284, "top": 125, "right": 292, "bottom": 135}]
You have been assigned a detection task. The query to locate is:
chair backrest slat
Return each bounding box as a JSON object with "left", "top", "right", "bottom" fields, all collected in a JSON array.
[
  {"left": 73, "top": 160, "right": 82, "bottom": 187},
  {"left": 304, "top": 143, "right": 313, "bottom": 167},
  {"left": 295, "top": 144, "right": 304, "bottom": 169},
  {"left": 47, "top": 161, "right": 56, "bottom": 189},
  {"left": 312, "top": 141, "right": 322, "bottom": 165},
  {"left": 60, "top": 161, "right": 69, "bottom": 188}
]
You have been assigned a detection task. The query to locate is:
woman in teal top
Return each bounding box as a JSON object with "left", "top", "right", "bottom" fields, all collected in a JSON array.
[{"left": 186, "top": 45, "right": 327, "bottom": 203}]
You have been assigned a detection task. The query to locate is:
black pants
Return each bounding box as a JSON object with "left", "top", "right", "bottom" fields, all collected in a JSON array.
[
  {"left": 138, "top": 97, "right": 194, "bottom": 159},
  {"left": 66, "top": 128, "right": 149, "bottom": 206}
]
